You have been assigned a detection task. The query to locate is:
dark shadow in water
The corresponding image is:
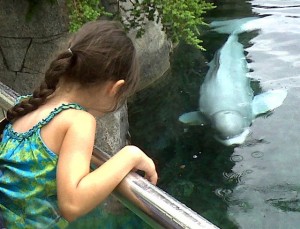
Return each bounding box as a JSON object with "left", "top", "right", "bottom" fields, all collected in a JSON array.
[{"left": 129, "top": 42, "right": 237, "bottom": 228}]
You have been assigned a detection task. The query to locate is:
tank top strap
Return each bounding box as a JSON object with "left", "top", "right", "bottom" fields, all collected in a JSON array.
[
  {"left": 37, "top": 103, "right": 86, "bottom": 129},
  {"left": 15, "top": 94, "right": 32, "bottom": 105},
  {"left": 4, "top": 103, "right": 86, "bottom": 141}
]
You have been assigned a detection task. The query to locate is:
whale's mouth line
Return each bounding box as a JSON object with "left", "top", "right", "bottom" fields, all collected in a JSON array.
[
  {"left": 214, "top": 128, "right": 251, "bottom": 146},
  {"left": 211, "top": 109, "right": 244, "bottom": 117}
]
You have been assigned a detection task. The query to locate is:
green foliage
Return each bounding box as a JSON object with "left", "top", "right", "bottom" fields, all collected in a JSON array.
[
  {"left": 25, "top": 0, "right": 215, "bottom": 50},
  {"left": 67, "top": 0, "right": 112, "bottom": 32},
  {"left": 120, "top": 0, "right": 215, "bottom": 50}
]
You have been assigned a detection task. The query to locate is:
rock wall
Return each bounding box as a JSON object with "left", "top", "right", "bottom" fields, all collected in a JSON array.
[
  {"left": 0, "top": 0, "right": 171, "bottom": 154},
  {"left": 0, "top": 0, "right": 69, "bottom": 94},
  {"left": 131, "top": 21, "right": 172, "bottom": 91}
]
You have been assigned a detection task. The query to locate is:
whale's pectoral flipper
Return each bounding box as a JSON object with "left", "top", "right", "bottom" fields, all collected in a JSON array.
[
  {"left": 252, "top": 89, "right": 287, "bottom": 117},
  {"left": 179, "top": 111, "right": 208, "bottom": 126}
]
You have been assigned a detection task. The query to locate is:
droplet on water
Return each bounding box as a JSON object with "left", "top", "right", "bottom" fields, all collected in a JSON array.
[
  {"left": 251, "top": 151, "right": 264, "bottom": 158},
  {"left": 230, "top": 155, "right": 244, "bottom": 162}
]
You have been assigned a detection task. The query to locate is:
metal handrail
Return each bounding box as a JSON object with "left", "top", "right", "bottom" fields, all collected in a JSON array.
[{"left": 0, "top": 81, "right": 219, "bottom": 229}]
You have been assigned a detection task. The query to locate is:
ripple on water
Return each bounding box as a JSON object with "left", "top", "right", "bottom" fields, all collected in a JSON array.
[
  {"left": 266, "top": 198, "right": 300, "bottom": 212},
  {"left": 242, "top": 169, "right": 253, "bottom": 175},
  {"left": 251, "top": 151, "right": 264, "bottom": 158},
  {"left": 223, "top": 171, "right": 243, "bottom": 183},
  {"left": 230, "top": 155, "right": 244, "bottom": 162},
  {"left": 214, "top": 188, "right": 233, "bottom": 202},
  {"left": 223, "top": 169, "right": 253, "bottom": 184}
]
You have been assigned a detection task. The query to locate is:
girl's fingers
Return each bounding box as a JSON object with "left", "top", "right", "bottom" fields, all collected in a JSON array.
[
  {"left": 144, "top": 162, "right": 158, "bottom": 185},
  {"left": 146, "top": 172, "right": 158, "bottom": 185}
]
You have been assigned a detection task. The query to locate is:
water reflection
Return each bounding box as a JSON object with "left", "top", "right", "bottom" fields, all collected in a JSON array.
[
  {"left": 227, "top": 1, "right": 300, "bottom": 228},
  {"left": 129, "top": 0, "right": 300, "bottom": 228}
]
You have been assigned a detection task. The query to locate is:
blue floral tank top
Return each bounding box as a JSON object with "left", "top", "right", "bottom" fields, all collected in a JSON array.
[{"left": 0, "top": 99, "right": 85, "bottom": 228}]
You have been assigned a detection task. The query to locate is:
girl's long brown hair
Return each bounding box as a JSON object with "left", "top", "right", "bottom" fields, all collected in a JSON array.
[{"left": 6, "top": 20, "right": 139, "bottom": 121}]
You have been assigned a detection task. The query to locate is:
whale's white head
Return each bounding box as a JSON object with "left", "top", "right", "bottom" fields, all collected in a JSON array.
[{"left": 211, "top": 110, "right": 246, "bottom": 140}]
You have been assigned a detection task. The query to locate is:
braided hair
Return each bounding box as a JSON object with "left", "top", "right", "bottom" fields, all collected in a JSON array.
[{"left": 6, "top": 20, "right": 139, "bottom": 121}]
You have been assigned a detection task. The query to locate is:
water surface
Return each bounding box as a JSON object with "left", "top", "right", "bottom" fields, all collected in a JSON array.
[{"left": 129, "top": 1, "right": 300, "bottom": 228}]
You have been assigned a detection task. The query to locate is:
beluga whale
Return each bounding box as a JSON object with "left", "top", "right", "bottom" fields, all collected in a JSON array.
[{"left": 179, "top": 18, "right": 287, "bottom": 146}]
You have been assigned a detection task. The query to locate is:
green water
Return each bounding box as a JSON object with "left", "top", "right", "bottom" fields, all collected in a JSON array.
[
  {"left": 68, "top": 203, "right": 151, "bottom": 229},
  {"left": 129, "top": 1, "right": 300, "bottom": 228}
]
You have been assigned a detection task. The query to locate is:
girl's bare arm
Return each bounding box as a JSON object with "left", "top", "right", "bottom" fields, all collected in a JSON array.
[{"left": 56, "top": 112, "right": 157, "bottom": 222}]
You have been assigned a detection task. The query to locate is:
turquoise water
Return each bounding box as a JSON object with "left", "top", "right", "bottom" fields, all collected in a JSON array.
[
  {"left": 68, "top": 203, "right": 151, "bottom": 229},
  {"left": 129, "top": 1, "right": 300, "bottom": 228}
]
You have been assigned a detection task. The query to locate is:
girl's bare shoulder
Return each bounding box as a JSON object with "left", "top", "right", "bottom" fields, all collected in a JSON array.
[
  {"left": 39, "top": 108, "right": 96, "bottom": 155},
  {"left": 58, "top": 109, "right": 96, "bottom": 130}
]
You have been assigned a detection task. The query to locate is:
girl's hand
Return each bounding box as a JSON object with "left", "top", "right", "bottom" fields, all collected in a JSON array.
[{"left": 119, "top": 145, "right": 158, "bottom": 185}]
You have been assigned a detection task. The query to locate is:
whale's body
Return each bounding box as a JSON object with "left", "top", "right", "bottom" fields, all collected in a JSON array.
[{"left": 179, "top": 18, "right": 287, "bottom": 146}]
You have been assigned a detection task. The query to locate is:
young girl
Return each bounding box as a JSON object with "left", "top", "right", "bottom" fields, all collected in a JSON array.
[{"left": 0, "top": 20, "right": 158, "bottom": 228}]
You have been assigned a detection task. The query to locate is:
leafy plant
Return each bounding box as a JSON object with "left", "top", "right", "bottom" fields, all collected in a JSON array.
[
  {"left": 26, "top": 0, "right": 215, "bottom": 50},
  {"left": 119, "top": 0, "right": 215, "bottom": 50},
  {"left": 67, "top": 0, "right": 112, "bottom": 32}
]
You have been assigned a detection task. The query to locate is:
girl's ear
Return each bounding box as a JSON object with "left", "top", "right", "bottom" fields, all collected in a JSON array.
[{"left": 109, "top": 80, "right": 125, "bottom": 96}]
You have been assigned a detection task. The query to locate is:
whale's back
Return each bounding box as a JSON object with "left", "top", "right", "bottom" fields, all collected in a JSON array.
[{"left": 199, "top": 33, "right": 253, "bottom": 117}]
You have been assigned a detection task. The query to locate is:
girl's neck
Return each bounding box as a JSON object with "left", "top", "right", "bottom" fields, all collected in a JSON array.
[{"left": 48, "top": 82, "right": 115, "bottom": 117}]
